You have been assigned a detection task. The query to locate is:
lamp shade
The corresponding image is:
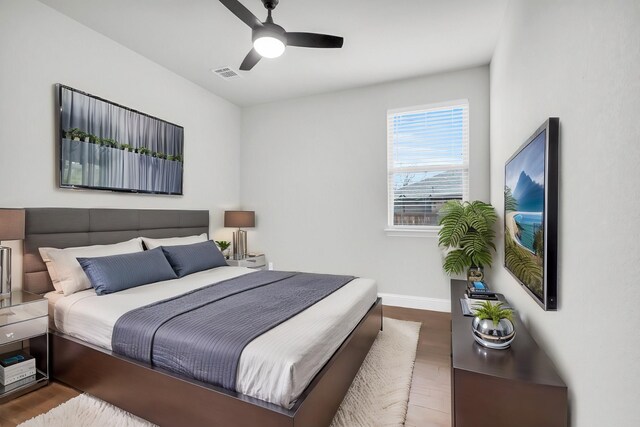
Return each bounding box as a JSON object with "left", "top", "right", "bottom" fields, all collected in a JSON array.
[
  {"left": 0, "top": 209, "right": 25, "bottom": 241},
  {"left": 224, "top": 211, "right": 255, "bottom": 228}
]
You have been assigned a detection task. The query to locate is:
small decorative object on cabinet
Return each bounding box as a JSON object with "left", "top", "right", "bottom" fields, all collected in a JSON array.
[
  {"left": 226, "top": 254, "right": 266, "bottom": 270},
  {"left": 437, "top": 201, "right": 497, "bottom": 281},
  {"left": 467, "top": 266, "right": 484, "bottom": 282},
  {"left": 471, "top": 300, "right": 516, "bottom": 349},
  {"left": 0, "top": 291, "right": 49, "bottom": 403}
]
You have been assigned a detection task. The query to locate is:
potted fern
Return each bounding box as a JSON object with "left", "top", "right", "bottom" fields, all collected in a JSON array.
[
  {"left": 471, "top": 301, "right": 515, "bottom": 349},
  {"left": 438, "top": 200, "right": 497, "bottom": 281}
]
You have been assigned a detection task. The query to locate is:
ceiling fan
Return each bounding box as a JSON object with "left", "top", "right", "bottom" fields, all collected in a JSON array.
[{"left": 219, "top": 0, "right": 344, "bottom": 71}]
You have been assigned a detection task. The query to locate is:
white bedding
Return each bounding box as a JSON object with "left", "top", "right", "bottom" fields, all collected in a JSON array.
[{"left": 46, "top": 266, "right": 378, "bottom": 408}]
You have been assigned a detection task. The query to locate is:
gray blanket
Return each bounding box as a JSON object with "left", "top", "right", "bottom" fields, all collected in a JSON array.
[{"left": 112, "top": 270, "right": 355, "bottom": 390}]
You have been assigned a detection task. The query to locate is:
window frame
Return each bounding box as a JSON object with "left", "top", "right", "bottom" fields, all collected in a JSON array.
[{"left": 386, "top": 99, "right": 470, "bottom": 235}]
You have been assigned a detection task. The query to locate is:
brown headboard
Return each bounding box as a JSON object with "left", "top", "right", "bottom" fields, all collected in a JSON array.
[{"left": 23, "top": 208, "right": 209, "bottom": 294}]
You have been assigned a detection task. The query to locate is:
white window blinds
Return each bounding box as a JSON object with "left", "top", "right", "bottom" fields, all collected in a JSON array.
[{"left": 387, "top": 100, "right": 469, "bottom": 228}]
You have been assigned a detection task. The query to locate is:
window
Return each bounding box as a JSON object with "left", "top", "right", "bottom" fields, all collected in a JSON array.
[{"left": 387, "top": 100, "right": 469, "bottom": 230}]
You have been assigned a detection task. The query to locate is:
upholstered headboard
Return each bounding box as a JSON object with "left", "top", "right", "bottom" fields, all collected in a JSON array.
[{"left": 23, "top": 208, "right": 209, "bottom": 294}]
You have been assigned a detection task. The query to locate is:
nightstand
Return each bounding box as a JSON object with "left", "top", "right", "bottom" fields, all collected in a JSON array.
[
  {"left": 227, "top": 254, "right": 267, "bottom": 270},
  {"left": 0, "top": 291, "right": 49, "bottom": 403}
]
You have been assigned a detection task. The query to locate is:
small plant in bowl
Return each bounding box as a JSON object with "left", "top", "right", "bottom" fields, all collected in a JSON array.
[
  {"left": 471, "top": 301, "right": 515, "bottom": 350},
  {"left": 138, "top": 147, "right": 151, "bottom": 155},
  {"left": 215, "top": 241, "right": 231, "bottom": 259},
  {"left": 473, "top": 301, "right": 513, "bottom": 325}
]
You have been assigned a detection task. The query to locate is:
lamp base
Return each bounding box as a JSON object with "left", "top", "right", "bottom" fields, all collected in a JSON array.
[
  {"left": 232, "top": 230, "right": 248, "bottom": 260},
  {"left": 0, "top": 246, "right": 12, "bottom": 297}
]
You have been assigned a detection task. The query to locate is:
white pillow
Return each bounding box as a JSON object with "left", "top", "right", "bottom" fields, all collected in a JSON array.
[
  {"left": 141, "top": 233, "right": 208, "bottom": 250},
  {"left": 39, "top": 238, "right": 144, "bottom": 295}
]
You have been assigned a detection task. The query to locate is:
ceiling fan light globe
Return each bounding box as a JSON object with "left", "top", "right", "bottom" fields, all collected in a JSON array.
[{"left": 253, "top": 36, "right": 285, "bottom": 58}]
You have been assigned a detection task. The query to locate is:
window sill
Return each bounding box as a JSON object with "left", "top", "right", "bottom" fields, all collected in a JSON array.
[{"left": 384, "top": 227, "right": 440, "bottom": 238}]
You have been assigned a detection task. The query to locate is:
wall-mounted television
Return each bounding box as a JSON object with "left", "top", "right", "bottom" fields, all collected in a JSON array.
[
  {"left": 504, "top": 118, "right": 558, "bottom": 310},
  {"left": 57, "top": 84, "right": 184, "bottom": 195}
]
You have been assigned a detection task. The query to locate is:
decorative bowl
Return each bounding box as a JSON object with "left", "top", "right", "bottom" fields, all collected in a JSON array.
[{"left": 471, "top": 317, "right": 515, "bottom": 349}]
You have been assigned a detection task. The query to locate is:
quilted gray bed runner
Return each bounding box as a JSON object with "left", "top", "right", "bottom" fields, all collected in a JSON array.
[{"left": 112, "top": 270, "right": 355, "bottom": 390}]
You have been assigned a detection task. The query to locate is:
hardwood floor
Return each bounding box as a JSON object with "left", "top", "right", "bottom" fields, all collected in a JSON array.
[
  {"left": 0, "top": 382, "right": 79, "bottom": 426},
  {"left": 385, "top": 306, "right": 452, "bottom": 427},
  {"left": 0, "top": 306, "right": 452, "bottom": 427}
]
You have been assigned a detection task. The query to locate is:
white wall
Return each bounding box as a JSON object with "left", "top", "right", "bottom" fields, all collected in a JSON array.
[
  {"left": 0, "top": 0, "right": 242, "bottom": 288},
  {"left": 241, "top": 66, "right": 490, "bottom": 303},
  {"left": 489, "top": 1, "right": 640, "bottom": 426}
]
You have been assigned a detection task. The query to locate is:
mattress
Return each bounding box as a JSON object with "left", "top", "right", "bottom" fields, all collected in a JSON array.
[{"left": 46, "top": 266, "right": 378, "bottom": 408}]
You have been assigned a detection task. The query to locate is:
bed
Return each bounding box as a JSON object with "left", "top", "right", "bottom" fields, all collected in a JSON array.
[{"left": 23, "top": 208, "right": 382, "bottom": 427}]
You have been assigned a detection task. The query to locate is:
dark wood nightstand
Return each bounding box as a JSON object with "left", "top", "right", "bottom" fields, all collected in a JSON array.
[{"left": 450, "top": 279, "right": 567, "bottom": 426}]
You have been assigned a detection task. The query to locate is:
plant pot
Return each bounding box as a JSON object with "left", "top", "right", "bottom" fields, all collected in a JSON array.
[
  {"left": 471, "top": 317, "right": 515, "bottom": 349},
  {"left": 467, "top": 266, "right": 484, "bottom": 282}
]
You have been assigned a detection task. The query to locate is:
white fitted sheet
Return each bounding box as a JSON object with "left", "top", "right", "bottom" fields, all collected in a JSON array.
[{"left": 46, "top": 266, "right": 378, "bottom": 408}]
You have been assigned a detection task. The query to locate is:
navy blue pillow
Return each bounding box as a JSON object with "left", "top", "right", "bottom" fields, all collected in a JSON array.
[
  {"left": 161, "top": 240, "right": 227, "bottom": 278},
  {"left": 78, "top": 247, "right": 178, "bottom": 295}
]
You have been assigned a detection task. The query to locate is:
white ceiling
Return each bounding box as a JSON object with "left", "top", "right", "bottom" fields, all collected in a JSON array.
[{"left": 38, "top": 0, "right": 508, "bottom": 106}]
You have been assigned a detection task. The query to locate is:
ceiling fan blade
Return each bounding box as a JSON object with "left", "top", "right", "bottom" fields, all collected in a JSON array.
[
  {"left": 286, "top": 32, "right": 344, "bottom": 48},
  {"left": 239, "top": 48, "right": 261, "bottom": 71},
  {"left": 219, "top": 0, "right": 263, "bottom": 29}
]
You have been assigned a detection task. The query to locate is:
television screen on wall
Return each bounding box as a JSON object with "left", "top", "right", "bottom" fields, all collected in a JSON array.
[
  {"left": 504, "top": 118, "right": 558, "bottom": 310},
  {"left": 57, "top": 84, "right": 184, "bottom": 195}
]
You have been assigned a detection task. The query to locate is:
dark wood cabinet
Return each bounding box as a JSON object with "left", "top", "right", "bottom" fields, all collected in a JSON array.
[{"left": 450, "top": 280, "right": 567, "bottom": 427}]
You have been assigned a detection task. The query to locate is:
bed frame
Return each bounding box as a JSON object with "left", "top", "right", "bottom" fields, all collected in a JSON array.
[{"left": 23, "top": 208, "right": 383, "bottom": 427}]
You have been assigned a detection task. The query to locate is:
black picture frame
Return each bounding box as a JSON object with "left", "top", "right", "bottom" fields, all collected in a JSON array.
[
  {"left": 56, "top": 84, "right": 184, "bottom": 195},
  {"left": 504, "top": 118, "right": 558, "bottom": 310}
]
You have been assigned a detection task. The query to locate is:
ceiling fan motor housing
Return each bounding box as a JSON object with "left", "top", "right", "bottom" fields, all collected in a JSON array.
[
  {"left": 252, "top": 22, "right": 287, "bottom": 45},
  {"left": 261, "top": 0, "right": 279, "bottom": 10}
]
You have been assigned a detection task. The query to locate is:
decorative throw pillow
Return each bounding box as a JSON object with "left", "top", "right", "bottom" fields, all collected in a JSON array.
[
  {"left": 141, "top": 233, "right": 208, "bottom": 250},
  {"left": 161, "top": 240, "right": 227, "bottom": 278},
  {"left": 77, "top": 247, "right": 178, "bottom": 296},
  {"left": 38, "top": 238, "right": 144, "bottom": 295}
]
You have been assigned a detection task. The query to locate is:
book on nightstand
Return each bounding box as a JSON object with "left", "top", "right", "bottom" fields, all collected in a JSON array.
[
  {"left": 0, "top": 374, "right": 37, "bottom": 393},
  {"left": 0, "top": 351, "right": 36, "bottom": 386},
  {"left": 465, "top": 281, "right": 498, "bottom": 300}
]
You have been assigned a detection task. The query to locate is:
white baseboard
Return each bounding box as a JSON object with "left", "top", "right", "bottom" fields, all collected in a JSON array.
[{"left": 378, "top": 292, "right": 451, "bottom": 313}]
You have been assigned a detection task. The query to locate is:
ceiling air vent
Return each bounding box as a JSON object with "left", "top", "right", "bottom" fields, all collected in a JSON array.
[{"left": 212, "top": 67, "right": 241, "bottom": 80}]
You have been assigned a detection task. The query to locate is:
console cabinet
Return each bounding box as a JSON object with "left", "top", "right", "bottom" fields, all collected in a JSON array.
[{"left": 450, "top": 280, "right": 567, "bottom": 427}]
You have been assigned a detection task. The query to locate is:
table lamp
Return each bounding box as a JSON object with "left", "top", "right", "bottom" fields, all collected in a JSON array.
[
  {"left": 0, "top": 209, "right": 25, "bottom": 298},
  {"left": 224, "top": 211, "right": 255, "bottom": 260}
]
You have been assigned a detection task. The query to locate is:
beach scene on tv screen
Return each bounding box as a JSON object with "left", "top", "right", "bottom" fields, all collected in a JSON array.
[{"left": 505, "top": 131, "right": 545, "bottom": 300}]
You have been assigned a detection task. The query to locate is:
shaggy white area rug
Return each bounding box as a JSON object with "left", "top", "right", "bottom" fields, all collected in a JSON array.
[
  {"left": 17, "top": 394, "right": 155, "bottom": 427},
  {"left": 18, "top": 317, "right": 420, "bottom": 427},
  {"left": 330, "top": 317, "right": 420, "bottom": 427}
]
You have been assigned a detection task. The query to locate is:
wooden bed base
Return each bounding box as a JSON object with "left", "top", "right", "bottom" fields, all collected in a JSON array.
[{"left": 51, "top": 297, "right": 383, "bottom": 427}]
